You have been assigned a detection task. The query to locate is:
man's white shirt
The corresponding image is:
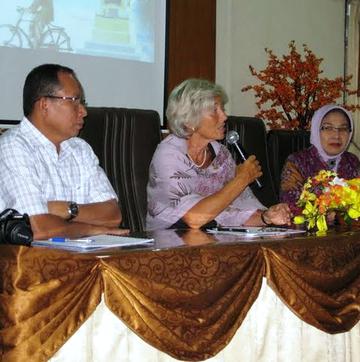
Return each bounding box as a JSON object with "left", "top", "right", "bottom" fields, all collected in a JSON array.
[{"left": 0, "top": 117, "right": 117, "bottom": 215}]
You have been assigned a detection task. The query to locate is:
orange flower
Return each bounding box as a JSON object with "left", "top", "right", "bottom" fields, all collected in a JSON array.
[
  {"left": 294, "top": 170, "right": 360, "bottom": 232},
  {"left": 242, "top": 41, "right": 359, "bottom": 130}
]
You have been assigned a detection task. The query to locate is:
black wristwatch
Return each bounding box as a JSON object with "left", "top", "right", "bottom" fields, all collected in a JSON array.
[
  {"left": 261, "top": 210, "right": 272, "bottom": 226},
  {"left": 67, "top": 201, "right": 79, "bottom": 221}
]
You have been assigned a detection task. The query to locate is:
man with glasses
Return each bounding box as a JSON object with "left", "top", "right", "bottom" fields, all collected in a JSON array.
[{"left": 0, "top": 63, "right": 127, "bottom": 240}]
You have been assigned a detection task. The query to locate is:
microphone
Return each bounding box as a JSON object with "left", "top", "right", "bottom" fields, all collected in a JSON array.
[{"left": 226, "top": 130, "right": 262, "bottom": 188}]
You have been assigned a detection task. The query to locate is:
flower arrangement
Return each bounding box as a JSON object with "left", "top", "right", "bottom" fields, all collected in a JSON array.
[
  {"left": 293, "top": 170, "right": 360, "bottom": 233},
  {"left": 242, "top": 41, "right": 358, "bottom": 130}
]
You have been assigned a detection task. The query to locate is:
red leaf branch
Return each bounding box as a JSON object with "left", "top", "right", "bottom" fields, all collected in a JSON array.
[{"left": 242, "top": 41, "right": 359, "bottom": 130}]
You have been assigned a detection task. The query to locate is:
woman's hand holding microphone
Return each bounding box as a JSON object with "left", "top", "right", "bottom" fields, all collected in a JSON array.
[{"left": 235, "top": 155, "right": 263, "bottom": 186}]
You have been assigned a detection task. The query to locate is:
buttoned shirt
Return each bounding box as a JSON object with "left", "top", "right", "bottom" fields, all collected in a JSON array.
[{"left": 0, "top": 117, "right": 117, "bottom": 215}]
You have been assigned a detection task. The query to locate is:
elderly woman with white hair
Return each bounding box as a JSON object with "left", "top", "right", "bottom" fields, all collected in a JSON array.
[{"left": 146, "top": 78, "right": 291, "bottom": 230}]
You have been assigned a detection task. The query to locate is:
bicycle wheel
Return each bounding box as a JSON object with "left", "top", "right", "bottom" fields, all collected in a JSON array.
[
  {"left": 0, "top": 25, "right": 23, "bottom": 47},
  {"left": 40, "top": 28, "right": 72, "bottom": 52}
]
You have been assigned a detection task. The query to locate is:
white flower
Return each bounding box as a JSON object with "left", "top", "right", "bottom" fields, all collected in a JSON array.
[{"left": 330, "top": 176, "right": 347, "bottom": 187}]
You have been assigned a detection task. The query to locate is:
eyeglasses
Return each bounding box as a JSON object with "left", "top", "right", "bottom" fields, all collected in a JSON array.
[
  {"left": 320, "top": 125, "right": 351, "bottom": 134},
  {"left": 44, "top": 95, "right": 87, "bottom": 107}
]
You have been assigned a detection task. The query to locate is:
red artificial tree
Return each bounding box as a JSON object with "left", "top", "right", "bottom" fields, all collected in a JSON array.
[{"left": 242, "top": 41, "right": 358, "bottom": 130}]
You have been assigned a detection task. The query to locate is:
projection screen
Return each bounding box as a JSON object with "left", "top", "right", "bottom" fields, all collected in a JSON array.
[{"left": 0, "top": 0, "right": 166, "bottom": 122}]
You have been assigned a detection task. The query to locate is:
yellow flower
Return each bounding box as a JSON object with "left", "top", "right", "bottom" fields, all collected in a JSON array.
[
  {"left": 294, "top": 170, "right": 360, "bottom": 233},
  {"left": 316, "top": 214, "right": 327, "bottom": 232},
  {"left": 293, "top": 215, "right": 305, "bottom": 224}
]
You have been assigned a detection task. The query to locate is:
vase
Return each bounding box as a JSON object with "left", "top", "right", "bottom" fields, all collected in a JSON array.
[{"left": 336, "top": 213, "right": 360, "bottom": 229}]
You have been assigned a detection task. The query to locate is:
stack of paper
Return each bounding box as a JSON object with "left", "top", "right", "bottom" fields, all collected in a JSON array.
[
  {"left": 32, "top": 234, "right": 154, "bottom": 251},
  {"left": 207, "top": 226, "right": 306, "bottom": 238}
]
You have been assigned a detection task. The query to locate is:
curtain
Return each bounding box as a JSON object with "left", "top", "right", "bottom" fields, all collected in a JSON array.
[
  {"left": 50, "top": 282, "right": 360, "bottom": 362},
  {"left": 1, "top": 235, "right": 359, "bottom": 362}
]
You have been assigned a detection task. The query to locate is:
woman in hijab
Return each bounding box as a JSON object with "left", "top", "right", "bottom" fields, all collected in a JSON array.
[
  {"left": 280, "top": 104, "right": 360, "bottom": 215},
  {"left": 146, "top": 78, "right": 291, "bottom": 230}
]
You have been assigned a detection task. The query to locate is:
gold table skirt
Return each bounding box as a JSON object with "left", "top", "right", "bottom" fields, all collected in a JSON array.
[{"left": 0, "top": 229, "right": 359, "bottom": 361}]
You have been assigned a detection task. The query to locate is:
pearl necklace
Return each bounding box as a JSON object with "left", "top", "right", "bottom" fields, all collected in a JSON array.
[{"left": 188, "top": 148, "right": 207, "bottom": 168}]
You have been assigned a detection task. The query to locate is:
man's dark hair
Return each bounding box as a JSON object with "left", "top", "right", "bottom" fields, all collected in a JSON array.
[{"left": 23, "top": 64, "right": 78, "bottom": 117}]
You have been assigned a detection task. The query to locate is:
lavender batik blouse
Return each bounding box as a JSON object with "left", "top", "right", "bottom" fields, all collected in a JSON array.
[
  {"left": 280, "top": 104, "right": 360, "bottom": 215},
  {"left": 146, "top": 134, "right": 264, "bottom": 230}
]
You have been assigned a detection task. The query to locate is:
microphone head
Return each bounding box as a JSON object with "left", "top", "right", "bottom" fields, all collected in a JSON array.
[{"left": 226, "top": 130, "right": 239, "bottom": 145}]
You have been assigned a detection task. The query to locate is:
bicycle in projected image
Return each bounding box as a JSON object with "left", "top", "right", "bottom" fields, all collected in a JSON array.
[{"left": 0, "top": 7, "right": 72, "bottom": 51}]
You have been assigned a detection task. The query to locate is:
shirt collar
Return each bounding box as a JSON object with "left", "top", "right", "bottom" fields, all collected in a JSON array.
[
  {"left": 21, "top": 116, "right": 73, "bottom": 157},
  {"left": 167, "top": 134, "right": 221, "bottom": 154}
]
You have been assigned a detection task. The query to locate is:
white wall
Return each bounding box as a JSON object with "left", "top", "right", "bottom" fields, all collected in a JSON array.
[{"left": 216, "top": 0, "right": 345, "bottom": 118}]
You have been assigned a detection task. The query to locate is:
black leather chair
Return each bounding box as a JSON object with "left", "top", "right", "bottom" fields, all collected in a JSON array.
[
  {"left": 80, "top": 107, "right": 162, "bottom": 231},
  {"left": 226, "top": 116, "right": 278, "bottom": 207},
  {"left": 267, "top": 129, "right": 310, "bottom": 197}
]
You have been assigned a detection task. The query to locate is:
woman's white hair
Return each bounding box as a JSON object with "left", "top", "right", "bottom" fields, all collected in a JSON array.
[{"left": 166, "top": 79, "right": 228, "bottom": 138}]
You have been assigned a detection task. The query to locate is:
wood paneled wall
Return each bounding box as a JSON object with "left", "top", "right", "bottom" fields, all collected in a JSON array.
[{"left": 165, "top": 0, "right": 216, "bottom": 102}]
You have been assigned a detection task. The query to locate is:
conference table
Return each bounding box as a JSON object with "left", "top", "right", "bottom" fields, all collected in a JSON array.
[{"left": 0, "top": 227, "right": 359, "bottom": 362}]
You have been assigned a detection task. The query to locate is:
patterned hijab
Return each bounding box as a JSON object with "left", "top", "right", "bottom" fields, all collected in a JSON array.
[{"left": 310, "top": 104, "right": 353, "bottom": 169}]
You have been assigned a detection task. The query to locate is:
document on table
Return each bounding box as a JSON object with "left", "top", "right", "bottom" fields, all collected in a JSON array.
[
  {"left": 207, "top": 226, "right": 306, "bottom": 238},
  {"left": 32, "top": 234, "right": 154, "bottom": 251}
]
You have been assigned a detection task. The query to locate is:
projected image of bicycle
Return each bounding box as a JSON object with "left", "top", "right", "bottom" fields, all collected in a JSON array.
[{"left": 0, "top": 2, "right": 72, "bottom": 51}]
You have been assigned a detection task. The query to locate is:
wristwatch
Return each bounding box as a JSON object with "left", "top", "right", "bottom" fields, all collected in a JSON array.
[{"left": 67, "top": 201, "right": 79, "bottom": 221}]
